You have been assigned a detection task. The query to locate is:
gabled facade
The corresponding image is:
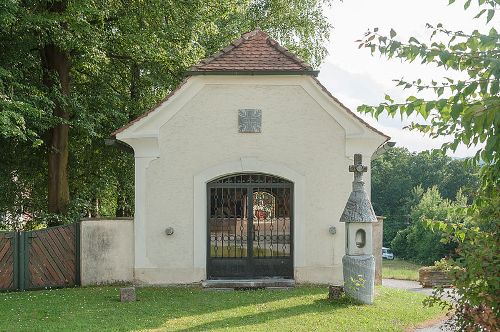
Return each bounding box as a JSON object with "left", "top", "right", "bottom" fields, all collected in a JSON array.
[{"left": 114, "top": 29, "right": 389, "bottom": 284}]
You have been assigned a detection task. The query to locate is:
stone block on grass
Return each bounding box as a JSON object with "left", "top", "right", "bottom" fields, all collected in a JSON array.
[
  {"left": 120, "top": 287, "right": 136, "bottom": 302},
  {"left": 328, "top": 285, "right": 344, "bottom": 300}
]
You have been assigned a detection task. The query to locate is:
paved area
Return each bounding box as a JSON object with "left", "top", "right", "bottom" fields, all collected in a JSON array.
[
  {"left": 413, "top": 321, "right": 448, "bottom": 332},
  {"left": 382, "top": 279, "right": 454, "bottom": 332},
  {"left": 382, "top": 278, "right": 435, "bottom": 296}
]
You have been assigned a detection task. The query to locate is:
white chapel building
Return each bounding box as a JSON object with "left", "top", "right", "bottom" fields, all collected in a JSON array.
[{"left": 112, "top": 29, "right": 389, "bottom": 285}]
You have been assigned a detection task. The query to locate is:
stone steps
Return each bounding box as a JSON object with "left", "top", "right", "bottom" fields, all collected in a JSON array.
[{"left": 202, "top": 278, "right": 295, "bottom": 290}]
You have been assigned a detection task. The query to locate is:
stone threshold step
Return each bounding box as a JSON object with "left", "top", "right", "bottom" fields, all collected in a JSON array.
[{"left": 202, "top": 279, "right": 295, "bottom": 289}]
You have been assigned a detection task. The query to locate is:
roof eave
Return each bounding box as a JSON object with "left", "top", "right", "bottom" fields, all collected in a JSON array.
[
  {"left": 186, "top": 70, "right": 319, "bottom": 77},
  {"left": 311, "top": 77, "right": 391, "bottom": 141},
  {"left": 111, "top": 78, "right": 191, "bottom": 137}
]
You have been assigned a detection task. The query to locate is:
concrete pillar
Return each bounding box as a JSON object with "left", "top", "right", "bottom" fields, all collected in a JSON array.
[{"left": 373, "top": 216, "right": 385, "bottom": 285}]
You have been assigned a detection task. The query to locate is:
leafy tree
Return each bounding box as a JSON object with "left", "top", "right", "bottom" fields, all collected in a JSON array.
[
  {"left": 391, "top": 186, "right": 465, "bottom": 265},
  {"left": 371, "top": 147, "right": 479, "bottom": 245},
  {"left": 0, "top": 0, "right": 333, "bottom": 229},
  {"left": 358, "top": 0, "right": 499, "bottom": 330},
  {"left": 438, "top": 158, "right": 480, "bottom": 200}
]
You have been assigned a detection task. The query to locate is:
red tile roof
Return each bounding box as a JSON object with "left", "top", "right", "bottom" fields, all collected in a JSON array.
[{"left": 188, "top": 29, "right": 317, "bottom": 74}]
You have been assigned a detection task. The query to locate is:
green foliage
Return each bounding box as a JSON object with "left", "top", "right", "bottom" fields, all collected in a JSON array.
[
  {"left": 390, "top": 187, "right": 466, "bottom": 265},
  {"left": 371, "top": 147, "right": 479, "bottom": 246},
  {"left": 432, "top": 257, "right": 453, "bottom": 272},
  {"left": 0, "top": 0, "right": 333, "bottom": 229},
  {"left": 424, "top": 191, "right": 499, "bottom": 331},
  {"left": 358, "top": 1, "right": 499, "bottom": 330},
  {"left": 346, "top": 275, "right": 366, "bottom": 293}
]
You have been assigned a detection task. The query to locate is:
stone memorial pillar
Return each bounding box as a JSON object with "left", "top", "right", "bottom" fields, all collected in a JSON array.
[{"left": 340, "top": 154, "right": 376, "bottom": 304}]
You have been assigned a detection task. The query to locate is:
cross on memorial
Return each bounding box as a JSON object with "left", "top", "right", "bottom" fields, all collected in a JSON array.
[{"left": 348, "top": 154, "right": 367, "bottom": 182}]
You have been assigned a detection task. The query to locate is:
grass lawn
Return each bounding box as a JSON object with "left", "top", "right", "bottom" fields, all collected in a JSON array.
[
  {"left": 0, "top": 285, "right": 443, "bottom": 332},
  {"left": 383, "top": 258, "right": 423, "bottom": 281}
]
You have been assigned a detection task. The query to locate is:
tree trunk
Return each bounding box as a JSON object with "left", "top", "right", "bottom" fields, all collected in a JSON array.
[
  {"left": 130, "top": 62, "right": 140, "bottom": 103},
  {"left": 116, "top": 183, "right": 125, "bottom": 217},
  {"left": 42, "top": 1, "right": 70, "bottom": 226},
  {"left": 92, "top": 197, "right": 100, "bottom": 218}
]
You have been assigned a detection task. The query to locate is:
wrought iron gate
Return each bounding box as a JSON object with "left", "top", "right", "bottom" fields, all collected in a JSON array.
[{"left": 207, "top": 173, "right": 293, "bottom": 279}]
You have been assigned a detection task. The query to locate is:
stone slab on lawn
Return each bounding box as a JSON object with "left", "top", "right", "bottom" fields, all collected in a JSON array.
[{"left": 120, "top": 287, "right": 136, "bottom": 302}]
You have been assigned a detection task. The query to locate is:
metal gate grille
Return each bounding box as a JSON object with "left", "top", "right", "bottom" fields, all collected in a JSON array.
[
  {"left": 209, "top": 187, "right": 248, "bottom": 258},
  {"left": 207, "top": 173, "right": 293, "bottom": 279}
]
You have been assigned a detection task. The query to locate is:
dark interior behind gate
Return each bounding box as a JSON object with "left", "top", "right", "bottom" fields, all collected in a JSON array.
[{"left": 207, "top": 173, "right": 293, "bottom": 279}]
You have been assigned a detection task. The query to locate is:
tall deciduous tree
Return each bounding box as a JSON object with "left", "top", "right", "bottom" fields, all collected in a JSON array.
[{"left": 42, "top": 1, "right": 71, "bottom": 219}]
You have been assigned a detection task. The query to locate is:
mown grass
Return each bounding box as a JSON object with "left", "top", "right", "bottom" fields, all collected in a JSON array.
[
  {"left": 0, "top": 285, "right": 443, "bottom": 331},
  {"left": 383, "top": 258, "right": 423, "bottom": 281}
]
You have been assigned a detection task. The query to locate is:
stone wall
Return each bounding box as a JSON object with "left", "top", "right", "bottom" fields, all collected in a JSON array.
[
  {"left": 80, "top": 219, "right": 134, "bottom": 286},
  {"left": 372, "top": 216, "right": 384, "bottom": 285},
  {"left": 419, "top": 267, "right": 452, "bottom": 288}
]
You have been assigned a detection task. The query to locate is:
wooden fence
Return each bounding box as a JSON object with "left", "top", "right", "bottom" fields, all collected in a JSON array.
[
  {"left": 0, "top": 223, "right": 80, "bottom": 291},
  {"left": 0, "top": 232, "right": 17, "bottom": 290}
]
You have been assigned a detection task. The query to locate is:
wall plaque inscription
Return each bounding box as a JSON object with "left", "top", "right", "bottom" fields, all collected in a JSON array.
[{"left": 238, "top": 109, "right": 262, "bottom": 133}]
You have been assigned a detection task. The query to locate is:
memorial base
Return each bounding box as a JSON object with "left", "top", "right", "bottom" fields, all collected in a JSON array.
[{"left": 342, "top": 255, "right": 375, "bottom": 304}]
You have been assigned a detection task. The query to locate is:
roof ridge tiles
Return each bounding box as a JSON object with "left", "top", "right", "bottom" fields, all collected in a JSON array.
[{"left": 188, "top": 29, "right": 315, "bottom": 74}]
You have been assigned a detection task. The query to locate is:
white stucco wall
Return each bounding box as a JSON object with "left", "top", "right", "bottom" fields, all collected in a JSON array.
[
  {"left": 80, "top": 219, "right": 134, "bottom": 285},
  {"left": 117, "top": 75, "right": 386, "bottom": 285}
]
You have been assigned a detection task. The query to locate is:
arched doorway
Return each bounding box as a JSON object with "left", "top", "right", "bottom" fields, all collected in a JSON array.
[{"left": 207, "top": 173, "right": 293, "bottom": 279}]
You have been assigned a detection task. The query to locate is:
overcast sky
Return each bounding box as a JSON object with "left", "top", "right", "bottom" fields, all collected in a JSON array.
[{"left": 317, "top": 0, "right": 496, "bottom": 157}]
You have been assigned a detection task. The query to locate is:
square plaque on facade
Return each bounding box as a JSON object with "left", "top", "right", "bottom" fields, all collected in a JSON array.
[{"left": 238, "top": 109, "right": 262, "bottom": 133}]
